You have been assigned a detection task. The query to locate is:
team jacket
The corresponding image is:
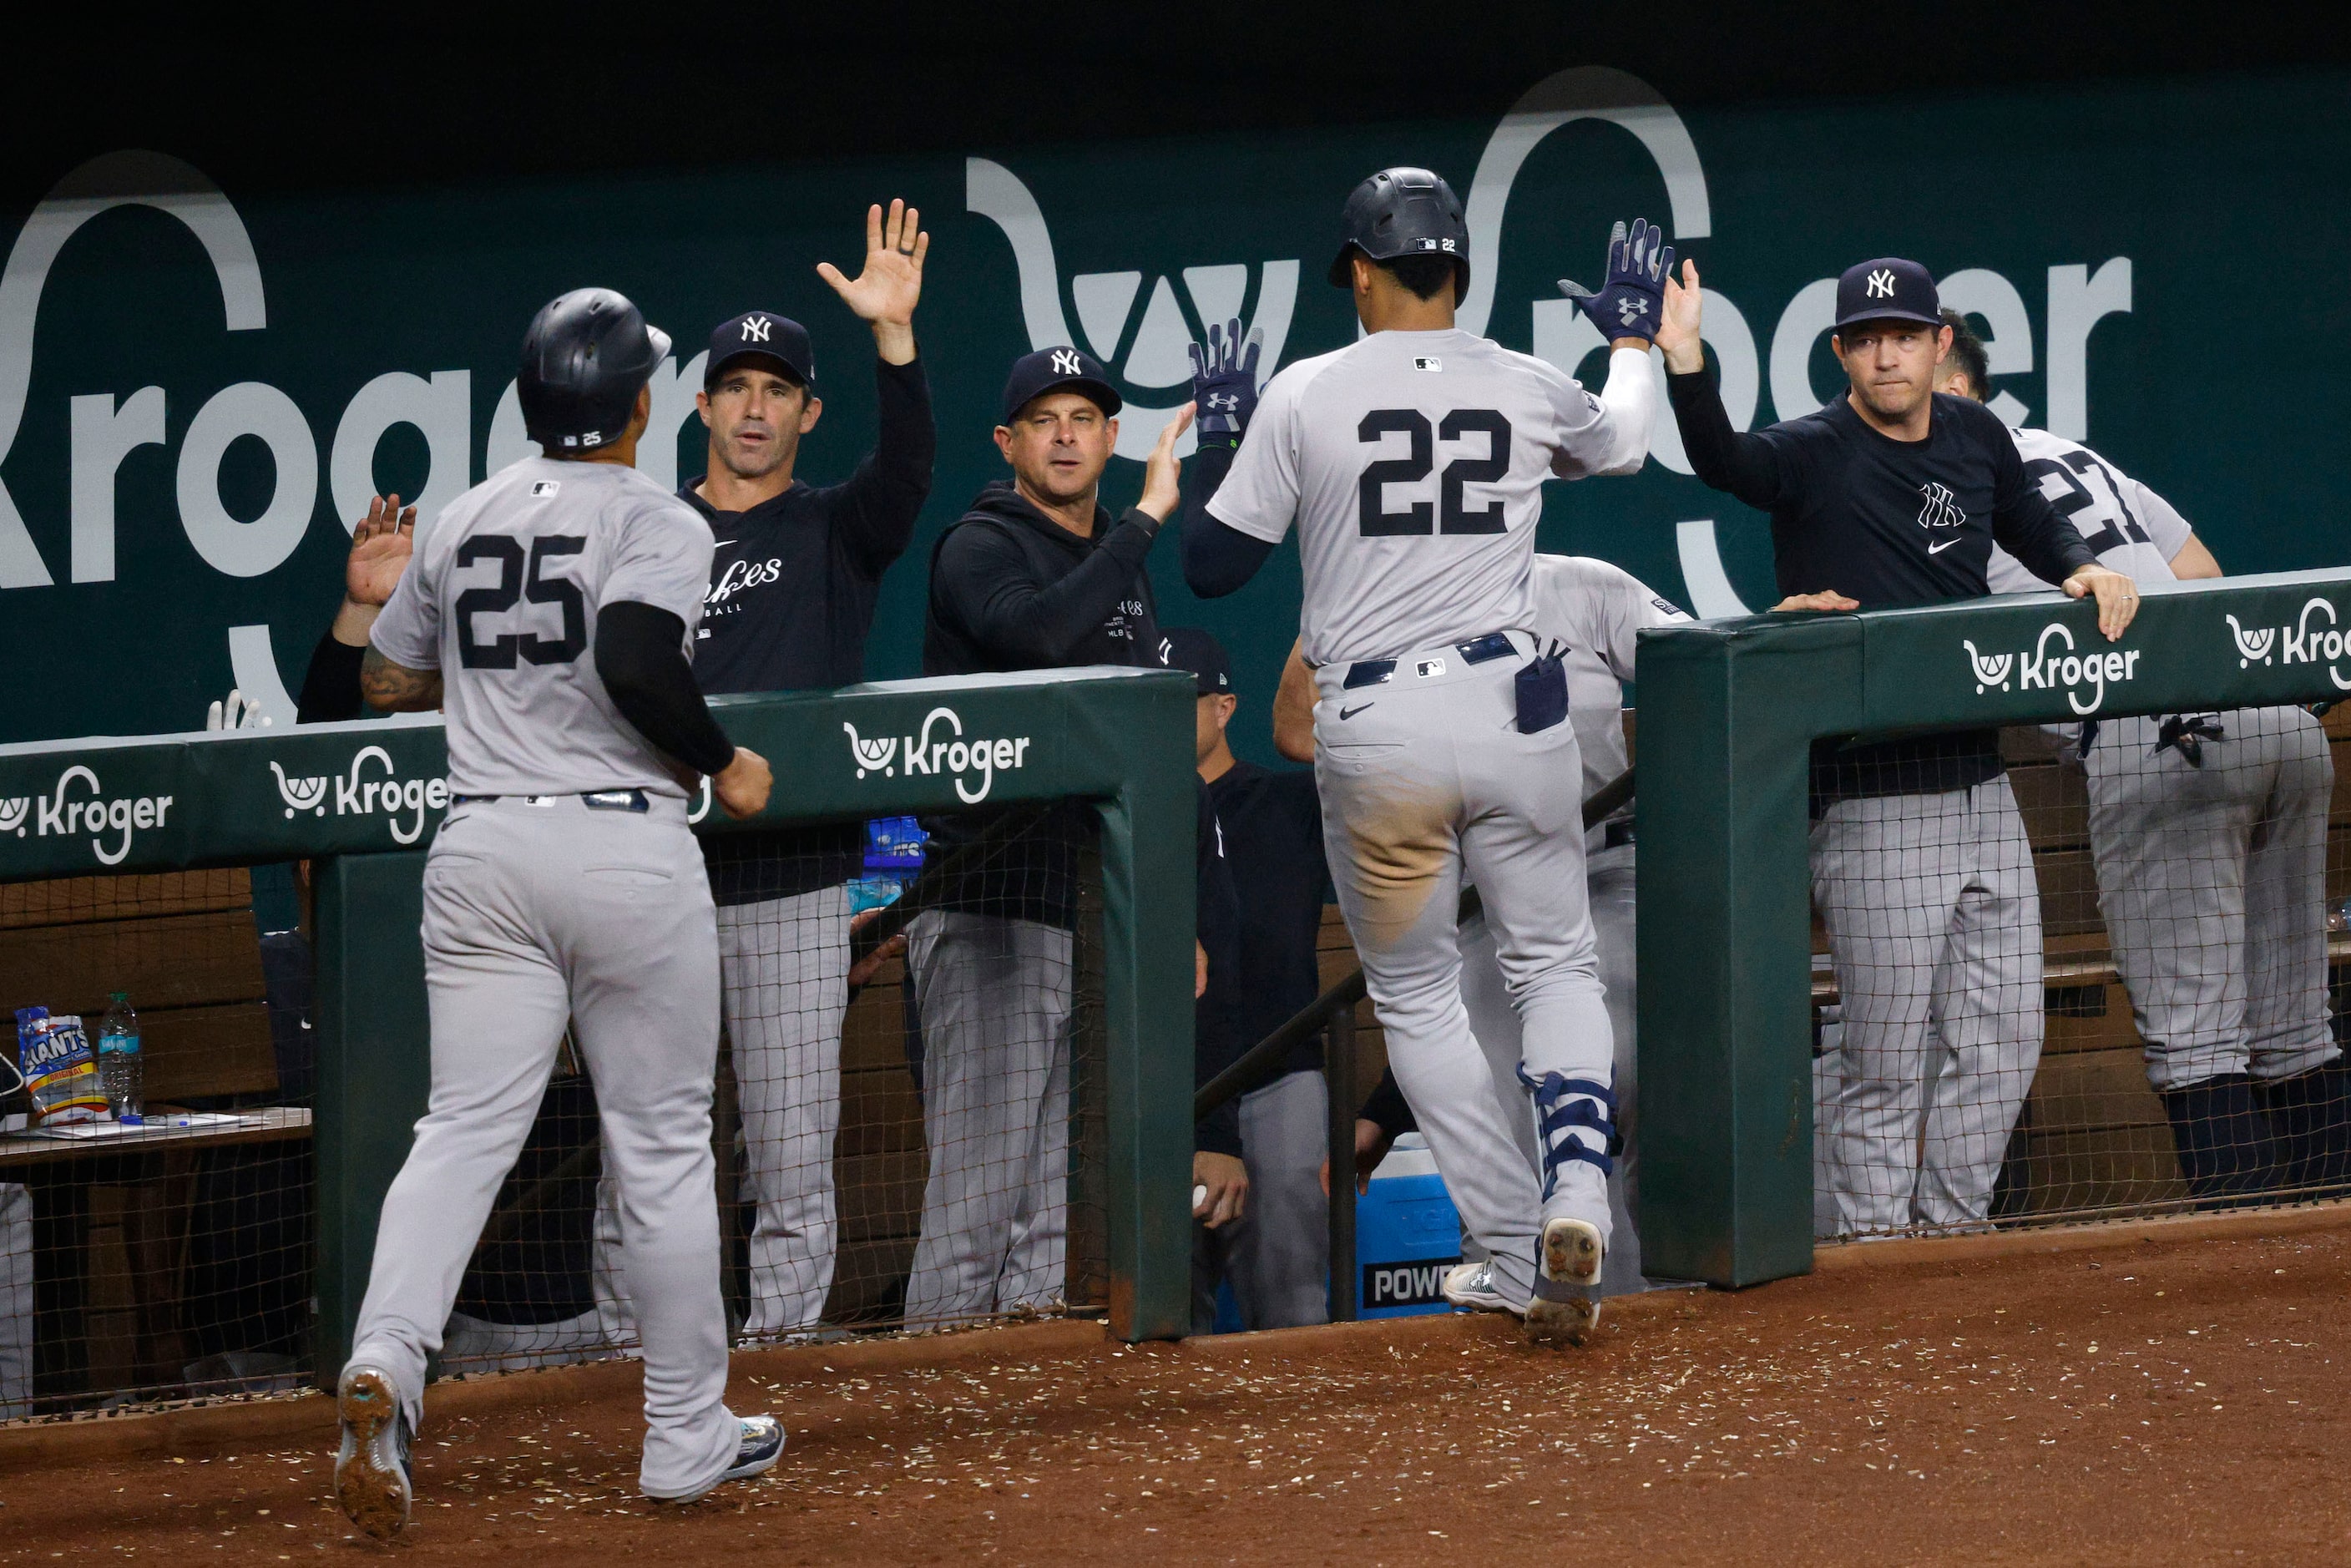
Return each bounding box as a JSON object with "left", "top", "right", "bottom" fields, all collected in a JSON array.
[
  {"left": 915, "top": 482, "right": 1162, "bottom": 926},
  {"left": 683, "top": 356, "right": 935, "bottom": 906}
]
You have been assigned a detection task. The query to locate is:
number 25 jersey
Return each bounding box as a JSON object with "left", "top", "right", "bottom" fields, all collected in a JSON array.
[
  {"left": 371, "top": 458, "right": 715, "bottom": 799},
  {"left": 1206, "top": 327, "right": 1648, "bottom": 666}
]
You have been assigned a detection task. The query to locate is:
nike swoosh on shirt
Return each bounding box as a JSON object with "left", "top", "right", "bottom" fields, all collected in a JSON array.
[
  {"left": 1928, "top": 538, "right": 1962, "bottom": 554},
  {"left": 1338, "top": 703, "right": 1375, "bottom": 721}
]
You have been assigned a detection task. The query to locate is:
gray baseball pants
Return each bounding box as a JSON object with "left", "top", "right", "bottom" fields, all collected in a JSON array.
[
  {"left": 591, "top": 885, "right": 852, "bottom": 1341},
  {"left": 346, "top": 795, "right": 740, "bottom": 1500},
  {"left": 1190, "top": 1067, "right": 1332, "bottom": 1332},
  {"left": 2085, "top": 707, "right": 2338, "bottom": 1089},
  {"left": 1459, "top": 841, "right": 1645, "bottom": 1292},
  {"left": 1810, "top": 776, "right": 2044, "bottom": 1237},
  {"left": 903, "top": 909, "right": 1072, "bottom": 1327},
  {"left": 1313, "top": 635, "right": 1612, "bottom": 1312}
]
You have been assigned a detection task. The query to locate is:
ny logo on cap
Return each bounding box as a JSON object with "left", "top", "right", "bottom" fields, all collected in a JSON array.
[
  {"left": 742, "top": 316, "right": 772, "bottom": 341},
  {"left": 1051, "top": 348, "right": 1084, "bottom": 376},
  {"left": 1866, "top": 268, "right": 1897, "bottom": 299}
]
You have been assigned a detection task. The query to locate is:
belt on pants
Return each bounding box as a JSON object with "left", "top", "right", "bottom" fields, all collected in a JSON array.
[
  {"left": 1342, "top": 630, "right": 1518, "bottom": 690},
  {"left": 449, "top": 788, "right": 653, "bottom": 813}
]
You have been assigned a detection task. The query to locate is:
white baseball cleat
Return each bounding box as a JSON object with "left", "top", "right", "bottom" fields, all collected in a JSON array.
[
  {"left": 1526, "top": 1216, "right": 1604, "bottom": 1346},
  {"left": 655, "top": 1414, "right": 786, "bottom": 1504},
  {"left": 333, "top": 1363, "right": 414, "bottom": 1540},
  {"left": 1441, "top": 1260, "right": 1521, "bottom": 1316}
]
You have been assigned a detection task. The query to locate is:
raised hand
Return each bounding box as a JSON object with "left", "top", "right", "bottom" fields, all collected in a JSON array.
[
  {"left": 1187, "top": 318, "right": 1263, "bottom": 448},
  {"left": 347, "top": 494, "right": 417, "bottom": 608},
  {"left": 1558, "top": 216, "right": 1675, "bottom": 349},
  {"left": 1654, "top": 258, "right": 1705, "bottom": 372},
  {"left": 1137, "top": 404, "right": 1196, "bottom": 523},
  {"left": 817, "top": 199, "right": 926, "bottom": 363}
]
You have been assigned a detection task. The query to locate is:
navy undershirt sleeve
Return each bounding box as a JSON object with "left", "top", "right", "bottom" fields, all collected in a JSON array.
[
  {"left": 1180, "top": 443, "right": 1275, "bottom": 597},
  {"left": 296, "top": 630, "right": 366, "bottom": 724},
  {"left": 594, "top": 601, "right": 737, "bottom": 776}
]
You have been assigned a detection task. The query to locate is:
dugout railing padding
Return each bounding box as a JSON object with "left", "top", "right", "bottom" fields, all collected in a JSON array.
[
  {"left": 0, "top": 665, "right": 1198, "bottom": 1385},
  {"left": 1638, "top": 567, "right": 2351, "bottom": 1287}
]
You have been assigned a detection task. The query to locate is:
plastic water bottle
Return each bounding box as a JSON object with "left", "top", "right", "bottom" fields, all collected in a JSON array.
[{"left": 97, "top": 991, "right": 142, "bottom": 1122}]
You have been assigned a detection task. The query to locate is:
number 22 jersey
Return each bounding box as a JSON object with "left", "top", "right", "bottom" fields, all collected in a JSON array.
[
  {"left": 1206, "top": 327, "right": 1651, "bottom": 666},
  {"left": 371, "top": 458, "right": 715, "bottom": 799}
]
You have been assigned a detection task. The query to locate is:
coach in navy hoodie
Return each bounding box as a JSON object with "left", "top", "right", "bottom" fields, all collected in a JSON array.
[{"left": 902, "top": 346, "right": 1189, "bottom": 1326}]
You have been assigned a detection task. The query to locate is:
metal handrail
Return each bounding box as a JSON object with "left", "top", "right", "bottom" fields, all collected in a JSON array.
[{"left": 1191, "top": 765, "right": 1633, "bottom": 1326}]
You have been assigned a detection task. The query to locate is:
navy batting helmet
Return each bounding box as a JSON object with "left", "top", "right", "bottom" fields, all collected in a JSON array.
[
  {"left": 1327, "top": 167, "right": 1470, "bottom": 295},
  {"left": 518, "top": 288, "right": 672, "bottom": 453}
]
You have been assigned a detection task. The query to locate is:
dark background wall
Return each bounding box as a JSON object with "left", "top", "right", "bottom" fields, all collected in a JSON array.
[{"left": 6, "top": 8, "right": 2348, "bottom": 752}]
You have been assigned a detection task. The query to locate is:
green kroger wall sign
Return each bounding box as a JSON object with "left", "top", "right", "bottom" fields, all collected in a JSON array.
[{"left": 3, "top": 66, "right": 2346, "bottom": 747}]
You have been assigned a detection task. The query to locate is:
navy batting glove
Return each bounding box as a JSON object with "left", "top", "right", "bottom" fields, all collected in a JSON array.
[
  {"left": 1188, "top": 318, "right": 1262, "bottom": 448},
  {"left": 1557, "top": 217, "right": 1673, "bottom": 345}
]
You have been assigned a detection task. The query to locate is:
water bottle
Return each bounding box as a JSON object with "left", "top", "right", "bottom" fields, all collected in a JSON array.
[{"left": 97, "top": 991, "right": 142, "bottom": 1122}]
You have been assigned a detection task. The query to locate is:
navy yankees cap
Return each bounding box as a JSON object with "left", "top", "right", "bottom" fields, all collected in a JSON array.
[
  {"left": 1157, "top": 627, "right": 1231, "bottom": 697},
  {"left": 1833, "top": 257, "right": 1941, "bottom": 332},
  {"left": 706, "top": 311, "right": 815, "bottom": 388},
  {"left": 1001, "top": 346, "right": 1122, "bottom": 423}
]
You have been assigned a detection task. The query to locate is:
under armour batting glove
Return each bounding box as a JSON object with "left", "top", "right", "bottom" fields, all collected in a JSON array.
[
  {"left": 1556, "top": 217, "right": 1673, "bottom": 345},
  {"left": 1188, "top": 318, "right": 1263, "bottom": 448}
]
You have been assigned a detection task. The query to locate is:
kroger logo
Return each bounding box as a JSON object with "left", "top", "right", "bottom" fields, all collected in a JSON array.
[
  {"left": 8, "top": 766, "right": 176, "bottom": 865},
  {"left": 2227, "top": 598, "right": 2351, "bottom": 690},
  {"left": 1965, "top": 624, "right": 2142, "bottom": 715},
  {"left": 845, "top": 708, "right": 1031, "bottom": 804},
  {"left": 271, "top": 745, "right": 450, "bottom": 844}
]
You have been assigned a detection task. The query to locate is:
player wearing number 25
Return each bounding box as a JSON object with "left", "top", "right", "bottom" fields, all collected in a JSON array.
[
  {"left": 336, "top": 290, "right": 778, "bottom": 1534},
  {"left": 1182, "top": 167, "right": 1657, "bottom": 1343}
]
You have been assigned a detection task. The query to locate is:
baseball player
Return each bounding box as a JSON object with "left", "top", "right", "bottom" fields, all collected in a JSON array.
[
  {"left": 594, "top": 200, "right": 936, "bottom": 1344},
  {"left": 1169, "top": 626, "right": 1333, "bottom": 1329},
  {"left": 1937, "top": 313, "right": 2351, "bottom": 1197},
  {"left": 333, "top": 289, "right": 781, "bottom": 1536},
  {"left": 1181, "top": 166, "right": 1664, "bottom": 1342},
  {"left": 1661, "top": 256, "right": 2138, "bottom": 1237},
  {"left": 1280, "top": 554, "right": 1692, "bottom": 1295},
  {"left": 908, "top": 347, "right": 1189, "bottom": 1326}
]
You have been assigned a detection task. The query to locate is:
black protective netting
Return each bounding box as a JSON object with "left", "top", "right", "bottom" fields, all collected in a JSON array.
[
  {"left": 0, "top": 865, "right": 314, "bottom": 1418},
  {"left": 437, "top": 803, "right": 1110, "bottom": 1375},
  {"left": 1809, "top": 709, "right": 2351, "bottom": 1239}
]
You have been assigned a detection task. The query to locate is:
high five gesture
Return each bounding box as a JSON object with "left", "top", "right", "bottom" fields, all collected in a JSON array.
[{"left": 817, "top": 199, "right": 928, "bottom": 365}]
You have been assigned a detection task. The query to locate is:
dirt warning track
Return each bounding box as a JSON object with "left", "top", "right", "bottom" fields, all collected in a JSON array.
[{"left": 5, "top": 1209, "right": 2348, "bottom": 1566}]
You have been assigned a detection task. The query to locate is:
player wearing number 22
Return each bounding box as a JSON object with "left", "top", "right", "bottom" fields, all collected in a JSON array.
[
  {"left": 1659, "top": 256, "right": 2139, "bottom": 1238},
  {"left": 331, "top": 290, "right": 783, "bottom": 1536},
  {"left": 1183, "top": 167, "right": 1661, "bottom": 1343}
]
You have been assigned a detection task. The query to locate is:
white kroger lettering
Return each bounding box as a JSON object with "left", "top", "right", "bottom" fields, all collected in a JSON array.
[
  {"left": 1992, "top": 623, "right": 2136, "bottom": 716},
  {"left": 861, "top": 707, "right": 1034, "bottom": 804},
  {"left": 29, "top": 766, "right": 171, "bottom": 864},
  {"left": 332, "top": 745, "right": 436, "bottom": 844},
  {"left": 2273, "top": 598, "right": 2351, "bottom": 690}
]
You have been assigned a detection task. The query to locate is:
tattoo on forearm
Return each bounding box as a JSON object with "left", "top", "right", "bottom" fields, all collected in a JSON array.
[{"left": 360, "top": 646, "right": 444, "bottom": 712}]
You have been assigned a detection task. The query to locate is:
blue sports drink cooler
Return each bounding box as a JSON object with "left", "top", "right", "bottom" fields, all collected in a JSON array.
[{"left": 1352, "top": 1134, "right": 1463, "bottom": 1318}]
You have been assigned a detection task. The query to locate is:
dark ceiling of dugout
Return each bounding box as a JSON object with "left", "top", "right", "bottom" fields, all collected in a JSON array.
[{"left": 11, "top": 3, "right": 2349, "bottom": 203}]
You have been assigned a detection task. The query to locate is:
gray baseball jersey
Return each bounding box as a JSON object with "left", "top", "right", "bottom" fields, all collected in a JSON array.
[
  {"left": 346, "top": 453, "right": 744, "bottom": 1500},
  {"left": 370, "top": 457, "right": 715, "bottom": 798},
  {"left": 1984, "top": 427, "right": 2192, "bottom": 594},
  {"left": 1209, "top": 333, "right": 1651, "bottom": 665},
  {"left": 1527, "top": 553, "right": 1691, "bottom": 819}
]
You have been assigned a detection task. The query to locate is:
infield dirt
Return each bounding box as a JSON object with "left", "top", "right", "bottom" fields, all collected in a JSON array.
[{"left": 4, "top": 1208, "right": 2347, "bottom": 1565}]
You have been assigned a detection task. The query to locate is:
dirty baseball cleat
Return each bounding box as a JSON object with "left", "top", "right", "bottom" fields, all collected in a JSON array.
[
  {"left": 333, "top": 1363, "right": 414, "bottom": 1540},
  {"left": 1441, "top": 1259, "right": 1520, "bottom": 1316},
  {"left": 1525, "top": 1216, "right": 1604, "bottom": 1346},
  {"left": 658, "top": 1414, "right": 786, "bottom": 1504}
]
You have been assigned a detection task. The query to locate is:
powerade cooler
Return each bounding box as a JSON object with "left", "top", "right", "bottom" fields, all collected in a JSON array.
[{"left": 1354, "top": 1134, "right": 1462, "bottom": 1318}]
